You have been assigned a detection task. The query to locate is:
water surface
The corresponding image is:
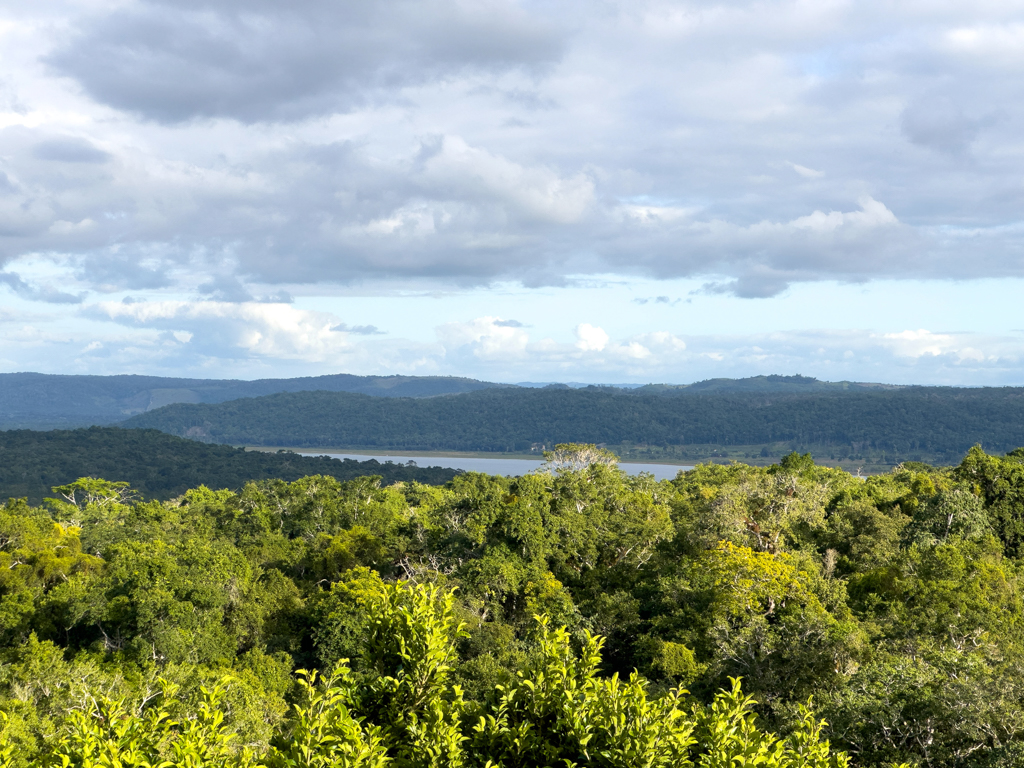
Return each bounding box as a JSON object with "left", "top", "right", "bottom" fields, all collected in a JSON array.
[{"left": 313, "top": 452, "right": 694, "bottom": 481}]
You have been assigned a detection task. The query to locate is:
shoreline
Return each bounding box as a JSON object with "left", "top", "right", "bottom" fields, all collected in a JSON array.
[
  {"left": 242, "top": 446, "right": 697, "bottom": 467},
  {"left": 243, "top": 445, "right": 897, "bottom": 474}
]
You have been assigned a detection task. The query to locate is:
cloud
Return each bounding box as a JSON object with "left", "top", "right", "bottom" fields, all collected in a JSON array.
[
  {"left": 197, "top": 274, "right": 256, "bottom": 302},
  {"left": 47, "top": 0, "right": 563, "bottom": 123},
  {"left": 575, "top": 323, "right": 608, "bottom": 352},
  {"left": 437, "top": 316, "right": 530, "bottom": 360},
  {"left": 877, "top": 329, "right": 988, "bottom": 363},
  {"left": 5, "top": 0, "right": 1024, "bottom": 381},
  {"left": 633, "top": 296, "right": 679, "bottom": 305},
  {"left": 7, "top": 0, "right": 1024, "bottom": 300},
  {"left": 493, "top": 319, "right": 526, "bottom": 327},
  {"left": 422, "top": 320, "right": 1023, "bottom": 386},
  {"left": 787, "top": 162, "right": 824, "bottom": 179},
  {"left": 31, "top": 137, "right": 111, "bottom": 163},
  {"left": 11, "top": 289, "right": 1024, "bottom": 384},
  {"left": 613, "top": 197, "right": 909, "bottom": 297},
  {"left": 0, "top": 128, "right": 925, "bottom": 301},
  {"left": 900, "top": 96, "right": 990, "bottom": 155},
  {"left": 88, "top": 300, "right": 359, "bottom": 361},
  {"left": 434, "top": 317, "right": 692, "bottom": 376},
  {"left": 635, "top": 331, "right": 687, "bottom": 354},
  {"left": 0, "top": 128, "right": 602, "bottom": 291},
  {"left": 943, "top": 23, "right": 1024, "bottom": 66},
  {"left": 0, "top": 272, "right": 84, "bottom": 304},
  {"left": 426, "top": 320, "right": 1024, "bottom": 386},
  {"left": 331, "top": 323, "right": 385, "bottom": 335},
  {"left": 415, "top": 136, "right": 596, "bottom": 226}
]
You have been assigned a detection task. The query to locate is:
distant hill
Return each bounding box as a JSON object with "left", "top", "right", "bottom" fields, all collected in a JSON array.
[
  {"left": 123, "top": 384, "right": 1024, "bottom": 464},
  {"left": 0, "top": 427, "right": 458, "bottom": 504},
  {"left": 637, "top": 374, "right": 901, "bottom": 394},
  {"left": 0, "top": 372, "right": 506, "bottom": 430}
]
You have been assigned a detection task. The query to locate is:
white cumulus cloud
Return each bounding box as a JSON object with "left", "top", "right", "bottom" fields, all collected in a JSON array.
[
  {"left": 575, "top": 323, "right": 609, "bottom": 352},
  {"left": 91, "top": 300, "right": 358, "bottom": 361}
]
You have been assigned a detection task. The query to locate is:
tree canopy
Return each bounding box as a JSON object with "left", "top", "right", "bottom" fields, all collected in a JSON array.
[
  {"left": 0, "top": 427, "right": 457, "bottom": 504},
  {"left": 1, "top": 445, "right": 1023, "bottom": 765}
]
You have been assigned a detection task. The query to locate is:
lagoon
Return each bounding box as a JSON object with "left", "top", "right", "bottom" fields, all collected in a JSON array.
[{"left": 309, "top": 452, "right": 694, "bottom": 481}]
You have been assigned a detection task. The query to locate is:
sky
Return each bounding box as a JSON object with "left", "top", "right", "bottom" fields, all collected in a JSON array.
[{"left": 1, "top": 0, "right": 1023, "bottom": 385}]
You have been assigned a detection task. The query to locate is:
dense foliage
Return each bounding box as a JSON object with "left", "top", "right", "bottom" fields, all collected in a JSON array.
[
  {"left": 2, "top": 444, "right": 1024, "bottom": 765},
  {"left": 0, "top": 427, "right": 456, "bottom": 503},
  {"left": 0, "top": 372, "right": 502, "bottom": 430},
  {"left": 125, "top": 384, "right": 1024, "bottom": 464}
]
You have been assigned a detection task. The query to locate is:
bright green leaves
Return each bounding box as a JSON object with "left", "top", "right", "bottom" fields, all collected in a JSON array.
[
  {"left": 0, "top": 713, "right": 17, "bottom": 768},
  {"left": 0, "top": 500, "right": 103, "bottom": 646},
  {"left": 694, "top": 680, "right": 848, "bottom": 768},
  {"left": 849, "top": 536, "right": 1021, "bottom": 644},
  {"left": 49, "top": 679, "right": 261, "bottom": 768},
  {"left": 669, "top": 461, "right": 844, "bottom": 557},
  {"left": 646, "top": 640, "right": 705, "bottom": 687},
  {"left": 473, "top": 616, "right": 845, "bottom": 768},
  {"left": 267, "top": 668, "right": 388, "bottom": 768},
  {"left": 695, "top": 543, "right": 808, "bottom": 619},
  {"left": 49, "top": 478, "right": 135, "bottom": 511},
  {"left": 359, "top": 583, "right": 468, "bottom": 768},
  {"left": 474, "top": 617, "right": 696, "bottom": 768},
  {"left": 302, "top": 529, "right": 386, "bottom": 583},
  {"left": 45, "top": 537, "right": 260, "bottom": 664},
  {"left": 655, "top": 543, "right": 853, "bottom": 709},
  {"left": 233, "top": 476, "right": 408, "bottom": 544},
  {"left": 0, "top": 579, "right": 852, "bottom": 768},
  {"left": 311, "top": 576, "right": 471, "bottom": 768},
  {"left": 5, "top": 448, "right": 1024, "bottom": 768},
  {"left": 310, "top": 568, "right": 387, "bottom": 670}
]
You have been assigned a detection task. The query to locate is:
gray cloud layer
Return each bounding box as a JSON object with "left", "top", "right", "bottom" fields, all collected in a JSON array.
[
  {"left": 47, "top": 0, "right": 563, "bottom": 123},
  {"left": 3, "top": 0, "right": 1023, "bottom": 299}
]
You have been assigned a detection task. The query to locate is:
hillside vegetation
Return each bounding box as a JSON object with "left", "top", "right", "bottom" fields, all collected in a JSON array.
[
  {"left": 0, "top": 372, "right": 504, "bottom": 430},
  {"left": 0, "top": 427, "right": 457, "bottom": 503},
  {"left": 124, "top": 384, "right": 1024, "bottom": 466},
  {"left": 0, "top": 445, "right": 1022, "bottom": 765}
]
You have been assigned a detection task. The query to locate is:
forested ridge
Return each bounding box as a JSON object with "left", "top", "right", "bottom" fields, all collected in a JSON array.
[
  {"left": 0, "top": 371, "right": 884, "bottom": 433},
  {"left": 0, "top": 445, "right": 1023, "bottom": 765},
  {"left": 125, "top": 384, "right": 1024, "bottom": 464},
  {"left": 0, "top": 427, "right": 457, "bottom": 503},
  {"left": 0, "top": 372, "right": 504, "bottom": 430}
]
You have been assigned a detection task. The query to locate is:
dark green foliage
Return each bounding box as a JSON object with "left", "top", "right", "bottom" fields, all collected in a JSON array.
[
  {"left": 125, "top": 384, "right": 1024, "bottom": 464},
  {"left": 0, "top": 427, "right": 457, "bottom": 504},
  {"left": 0, "top": 371, "right": 506, "bottom": 430},
  {"left": 955, "top": 445, "right": 1024, "bottom": 557},
  {"left": 3, "top": 443, "right": 1024, "bottom": 766}
]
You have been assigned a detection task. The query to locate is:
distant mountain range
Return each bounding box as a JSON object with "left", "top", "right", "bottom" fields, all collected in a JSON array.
[
  {"left": 121, "top": 380, "right": 1024, "bottom": 465},
  {"left": 6, "top": 371, "right": 1015, "bottom": 467},
  {"left": 0, "top": 371, "right": 906, "bottom": 431},
  {"left": 633, "top": 374, "right": 901, "bottom": 394},
  {"left": 0, "top": 372, "right": 507, "bottom": 430},
  {"left": 517, "top": 375, "right": 898, "bottom": 393}
]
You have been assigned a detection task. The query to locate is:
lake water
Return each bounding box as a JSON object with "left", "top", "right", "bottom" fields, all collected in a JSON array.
[{"left": 311, "top": 452, "right": 694, "bottom": 481}]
